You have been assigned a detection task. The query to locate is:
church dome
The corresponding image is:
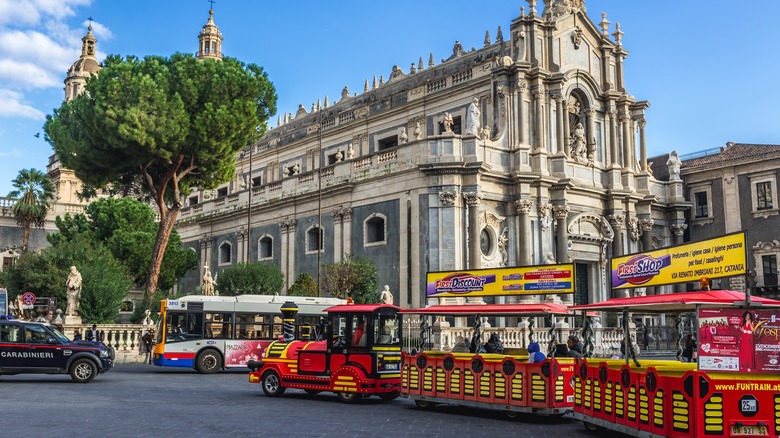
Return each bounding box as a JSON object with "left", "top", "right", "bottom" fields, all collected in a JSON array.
[{"left": 67, "top": 57, "right": 100, "bottom": 76}]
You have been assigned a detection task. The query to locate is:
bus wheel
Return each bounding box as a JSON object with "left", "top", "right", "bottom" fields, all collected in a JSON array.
[
  {"left": 379, "top": 392, "right": 400, "bottom": 401},
  {"left": 196, "top": 350, "right": 221, "bottom": 374},
  {"left": 261, "top": 371, "right": 286, "bottom": 397},
  {"left": 336, "top": 391, "right": 361, "bottom": 403},
  {"left": 414, "top": 400, "right": 436, "bottom": 409},
  {"left": 70, "top": 359, "right": 97, "bottom": 383},
  {"left": 304, "top": 389, "right": 322, "bottom": 396}
]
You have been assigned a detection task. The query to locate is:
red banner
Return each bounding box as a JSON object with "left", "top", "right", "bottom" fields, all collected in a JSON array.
[{"left": 698, "top": 308, "right": 780, "bottom": 373}]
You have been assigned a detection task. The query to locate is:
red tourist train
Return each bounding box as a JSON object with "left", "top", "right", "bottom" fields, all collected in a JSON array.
[{"left": 248, "top": 302, "right": 402, "bottom": 402}]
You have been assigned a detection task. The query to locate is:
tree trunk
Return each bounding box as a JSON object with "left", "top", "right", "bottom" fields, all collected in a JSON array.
[
  {"left": 22, "top": 225, "right": 30, "bottom": 253},
  {"left": 144, "top": 205, "right": 180, "bottom": 308}
]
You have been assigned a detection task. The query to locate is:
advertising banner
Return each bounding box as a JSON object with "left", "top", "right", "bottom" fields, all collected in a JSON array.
[
  {"left": 223, "top": 340, "right": 272, "bottom": 367},
  {"left": 0, "top": 288, "right": 6, "bottom": 316},
  {"left": 698, "top": 308, "right": 780, "bottom": 374},
  {"left": 611, "top": 232, "right": 747, "bottom": 290},
  {"left": 426, "top": 264, "right": 574, "bottom": 298}
]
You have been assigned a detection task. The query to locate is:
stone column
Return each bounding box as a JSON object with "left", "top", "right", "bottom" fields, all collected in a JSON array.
[
  {"left": 554, "top": 94, "right": 566, "bottom": 156},
  {"left": 237, "top": 227, "right": 248, "bottom": 263},
  {"left": 671, "top": 223, "right": 687, "bottom": 246},
  {"left": 463, "top": 192, "right": 483, "bottom": 270},
  {"left": 280, "top": 218, "right": 296, "bottom": 292},
  {"left": 200, "top": 234, "right": 213, "bottom": 278},
  {"left": 640, "top": 218, "right": 654, "bottom": 252},
  {"left": 342, "top": 208, "right": 352, "bottom": 257},
  {"left": 586, "top": 108, "right": 597, "bottom": 161},
  {"left": 533, "top": 90, "right": 545, "bottom": 152},
  {"left": 608, "top": 109, "right": 619, "bottom": 167},
  {"left": 554, "top": 204, "right": 570, "bottom": 263},
  {"left": 517, "top": 79, "right": 528, "bottom": 145},
  {"left": 638, "top": 119, "right": 648, "bottom": 173},
  {"left": 608, "top": 214, "right": 625, "bottom": 257},
  {"left": 514, "top": 199, "right": 534, "bottom": 266},
  {"left": 621, "top": 112, "right": 632, "bottom": 170},
  {"left": 332, "top": 209, "right": 343, "bottom": 263}
]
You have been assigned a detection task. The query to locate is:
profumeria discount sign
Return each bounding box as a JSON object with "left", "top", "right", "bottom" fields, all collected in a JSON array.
[
  {"left": 426, "top": 264, "right": 574, "bottom": 298},
  {"left": 610, "top": 232, "right": 747, "bottom": 290}
]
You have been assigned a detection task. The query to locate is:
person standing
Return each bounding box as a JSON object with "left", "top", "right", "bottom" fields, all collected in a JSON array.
[{"left": 86, "top": 324, "right": 102, "bottom": 343}]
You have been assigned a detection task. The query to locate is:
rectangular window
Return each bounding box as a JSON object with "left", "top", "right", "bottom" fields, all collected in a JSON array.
[
  {"left": 757, "top": 181, "right": 773, "bottom": 210},
  {"left": 189, "top": 196, "right": 199, "bottom": 206},
  {"left": 251, "top": 176, "right": 262, "bottom": 187},
  {"left": 205, "top": 313, "right": 234, "bottom": 339},
  {"left": 763, "top": 255, "right": 778, "bottom": 286},
  {"left": 217, "top": 187, "right": 228, "bottom": 197},
  {"left": 235, "top": 313, "right": 269, "bottom": 340},
  {"left": 694, "top": 192, "right": 708, "bottom": 218},
  {"left": 0, "top": 324, "right": 21, "bottom": 343},
  {"left": 377, "top": 136, "right": 398, "bottom": 151}
]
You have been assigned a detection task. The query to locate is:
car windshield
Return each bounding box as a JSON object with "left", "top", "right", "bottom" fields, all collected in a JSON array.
[{"left": 49, "top": 326, "right": 70, "bottom": 343}]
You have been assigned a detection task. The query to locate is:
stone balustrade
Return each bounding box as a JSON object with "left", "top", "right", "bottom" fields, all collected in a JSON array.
[{"left": 63, "top": 323, "right": 155, "bottom": 364}]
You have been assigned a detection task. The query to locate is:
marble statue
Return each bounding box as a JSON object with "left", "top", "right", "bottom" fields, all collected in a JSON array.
[
  {"left": 142, "top": 309, "right": 154, "bottom": 325},
  {"left": 399, "top": 127, "right": 408, "bottom": 144},
  {"left": 202, "top": 267, "right": 215, "bottom": 296},
  {"left": 380, "top": 285, "right": 393, "bottom": 305},
  {"left": 347, "top": 143, "right": 355, "bottom": 159},
  {"left": 442, "top": 112, "right": 454, "bottom": 133},
  {"left": 65, "top": 266, "right": 82, "bottom": 316},
  {"left": 667, "top": 150, "right": 681, "bottom": 181},
  {"left": 571, "top": 122, "right": 586, "bottom": 159},
  {"left": 465, "top": 97, "right": 481, "bottom": 135}
]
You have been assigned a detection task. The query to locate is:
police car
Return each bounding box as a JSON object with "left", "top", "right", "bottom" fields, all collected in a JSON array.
[{"left": 0, "top": 318, "right": 114, "bottom": 383}]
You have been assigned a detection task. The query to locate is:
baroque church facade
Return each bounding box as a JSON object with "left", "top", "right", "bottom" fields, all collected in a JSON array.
[{"left": 175, "top": 1, "right": 691, "bottom": 307}]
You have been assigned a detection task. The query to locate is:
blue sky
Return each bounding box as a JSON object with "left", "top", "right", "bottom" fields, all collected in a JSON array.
[{"left": 1, "top": 0, "right": 778, "bottom": 196}]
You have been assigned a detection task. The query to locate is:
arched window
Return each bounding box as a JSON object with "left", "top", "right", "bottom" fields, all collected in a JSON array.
[
  {"left": 219, "top": 241, "right": 232, "bottom": 265},
  {"left": 258, "top": 235, "right": 273, "bottom": 260},
  {"left": 364, "top": 214, "right": 387, "bottom": 247},
  {"left": 306, "top": 226, "right": 324, "bottom": 254}
]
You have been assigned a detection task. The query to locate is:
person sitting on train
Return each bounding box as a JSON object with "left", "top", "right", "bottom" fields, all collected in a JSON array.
[
  {"left": 548, "top": 341, "right": 569, "bottom": 358},
  {"left": 527, "top": 342, "right": 546, "bottom": 363},
  {"left": 567, "top": 335, "right": 584, "bottom": 359},
  {"left": 450, "top": 336, "right": 469, "bottom": 353},
  {"left": 353, "top": 319, "right": 367, "bottom": 347},
  {"left": 484, "top": 333, "right": 505, "bottom": 354}
]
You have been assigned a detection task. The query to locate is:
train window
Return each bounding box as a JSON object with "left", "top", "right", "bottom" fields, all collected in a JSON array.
[{"left": 373, "top": 314, "right": 400, "bottom": 345}]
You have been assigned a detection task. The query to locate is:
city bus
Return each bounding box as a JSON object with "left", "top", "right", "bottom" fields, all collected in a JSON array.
[{"left": 151, "top": 294, "right": 345, "bottom": 373}]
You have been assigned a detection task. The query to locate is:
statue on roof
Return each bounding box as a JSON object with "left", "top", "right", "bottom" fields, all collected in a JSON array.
[{"left": 667, "top": 150, "right": 682, "bottom": 181}]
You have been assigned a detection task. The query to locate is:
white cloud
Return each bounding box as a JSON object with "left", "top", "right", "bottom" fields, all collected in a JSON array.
[
  {"left": 0, "top": 29, "right": 78, "bottom": 72},
  {"left": 0, "top": 0, "right": 93, "bottom": 27},
  {"left": 0, "top": 88, "right": 45, "bottom": 119},
  {"left": 0, "top": 59, "right": 60, "bottom": 88}
]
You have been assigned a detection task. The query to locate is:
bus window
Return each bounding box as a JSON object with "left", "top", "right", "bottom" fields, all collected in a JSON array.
[
  {"left": 236, "top": 313, "right": 267, "bottom": 340},
  {"left": 205, "top": 313, "right": 234, "bottom": 339},
  {"left": 271, "top": 316, "right": 283, "bottom": 340},
  {"left": 166, "top": 312, "right": 187, "bottom": 343}
]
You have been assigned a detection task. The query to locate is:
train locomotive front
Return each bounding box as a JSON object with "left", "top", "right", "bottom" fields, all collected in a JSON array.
[{"left": 248, "top": 302, "right": 402, "bottom": 403}]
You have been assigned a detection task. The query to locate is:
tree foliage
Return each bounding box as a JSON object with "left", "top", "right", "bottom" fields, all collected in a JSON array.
[
  {"left": 215, "top": 262, "right": 284, "bottom": 296},
  {"left": 48, "top": 197, "right": 197, "bottom": 291},
  {"left": 44, "top": 53, "right": 277, "bottom": 303},
  {"left": 5, "top": 237, "right": 131, "bottom": 322},
  {"left": 7, "top": 168, "right": 55, "bottom": 252},
  {"left": 321, "top": 255, "right": 379, "bottom": 304},
  {"left": 288, "top": 272, "right": 319, "bottom": 297}
]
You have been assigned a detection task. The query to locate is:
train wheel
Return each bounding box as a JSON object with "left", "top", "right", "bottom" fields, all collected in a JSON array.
[
  {"left": 336, "top": 391, "right": 361, "bottom": 403},
  {"left": 196, "top": 350, "right": 221, "bottom": 374},
  {"left": 304, "top": 389, "right": 322, "bottom": 396},
  {"left": 379, "top": 392, "right": 399, "bottom": 401},
  {"left": 505, "top": 411, "right": 519, "bottom": 419},
  {"left": 583, "top": 421, "right": 604, "bottom": 435},
  {"left": 261, "top": 371, "right": 286, "bottom": 397},
  {"left": 414, "top": 400, "right": 436, "bottom": 409}
]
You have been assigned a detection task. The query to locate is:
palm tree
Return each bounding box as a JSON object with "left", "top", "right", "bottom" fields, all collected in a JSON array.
[{"left": 8, "top": 168, "right": 56, "bottom": 252}]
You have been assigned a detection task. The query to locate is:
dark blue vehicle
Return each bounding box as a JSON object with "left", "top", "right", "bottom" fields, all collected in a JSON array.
[{"left": 0, "top": 318, "right": 114, "bottom": 383}]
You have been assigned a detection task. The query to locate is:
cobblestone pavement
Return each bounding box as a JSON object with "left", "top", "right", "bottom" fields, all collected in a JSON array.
[{"left": 1, "top": 364, "right": 627, "bottom": 437}]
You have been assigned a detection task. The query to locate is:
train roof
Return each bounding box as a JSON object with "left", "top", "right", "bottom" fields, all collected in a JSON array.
[
  {"left": 324, "top": 304, "right": 402, "bottom": 313},
  {"left": 569, "top": 290, "right": 780, "bottom": 313},
  {"left": 400, "top": 303, "right": 576, "bottom": 316},
  {"left": 176, "top": 294, "right": 345, "bottom": 305}
]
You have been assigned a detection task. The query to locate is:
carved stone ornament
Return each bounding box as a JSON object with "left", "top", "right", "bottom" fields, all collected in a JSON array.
[
  {"left": 480, "top": 211, "right": 505, "bottom": 230},
  {"left": 237, "top": 227, "right": 248, "bottom": 239},
  {"left": 514, "top": 199, "right": 534, "bottom": 214},
  {"left": 199, "top": 234, "right": 213, "bottom": 247},
  {"left": 567, "top": 213, "right": 615, "bottom": 241},
  {"left": 571, "top": 26, "right": 584, "bottom": 49},
  {"left": 539, "top": 203, "right": 553, "bottom": 231},
  {"left": 627, "top": 216, "right": 640, "bottom": 242},
  {"left": 670, "top": 223, "right": 688, "bottom": 236},
  {"left": 608, "top": 214, "right": 626, "bottom": 230},
  {"left": 439, "top": 191, "right": 457, "bottom": 207},
  {"left": 281, "top": 217, "right": 297, "bottom": 233},
  {"left": 639, "top": 218, "right": 655, "bottom": 232},
  {"left": 553, "top": 204, "right": 570, "bottom": 220},
  {"left": 463, "top": 192, "right": 483, "bottom": 207}
]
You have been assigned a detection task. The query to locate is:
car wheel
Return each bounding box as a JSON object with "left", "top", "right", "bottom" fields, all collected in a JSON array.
[
  {"left": 336, "top": 391, "right": 361, "bottom": 403},
  {"left": 196, "top": 350, "right": 221, "bottom": 374},
  {"left": 379, "top": 392, "right": 399, "bottom": 401},
  {"left": 414, "top": 399, "right": 436, "bottom": 409},
  {"left": 261, "top": 371, "right": 286, "bottom": 397},
  {"left": 304, "top": 389, "right": 322, "bottom": 396},
  {"left": 70, "top": 358, "right": 97, "bottom": 383}
]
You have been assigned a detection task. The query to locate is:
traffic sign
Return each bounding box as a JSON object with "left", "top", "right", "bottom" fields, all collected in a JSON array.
[{"left": 22, "top": 292, "right": 36, "bottom": 305}]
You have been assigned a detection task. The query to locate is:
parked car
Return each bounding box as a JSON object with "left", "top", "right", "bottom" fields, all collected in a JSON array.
[{"left": 0, "top": 318, "right": 114, "bottom": 383}]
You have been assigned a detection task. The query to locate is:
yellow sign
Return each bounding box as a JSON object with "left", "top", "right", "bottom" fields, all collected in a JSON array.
[
  {"left": 611, "top": 232, "right": 747, "bottom": 290},
  {"left": 426, "top": 264, "right": 575, "bottom": 298}
]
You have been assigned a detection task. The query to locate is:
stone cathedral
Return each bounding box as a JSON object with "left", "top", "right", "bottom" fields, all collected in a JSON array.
[{"left": 175, "top": 1, "right": 690, "bottom": 308}]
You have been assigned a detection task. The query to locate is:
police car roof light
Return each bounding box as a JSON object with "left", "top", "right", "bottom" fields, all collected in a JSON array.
[{"left": 0, "top": 315, "right": 14, "bottom": 320}]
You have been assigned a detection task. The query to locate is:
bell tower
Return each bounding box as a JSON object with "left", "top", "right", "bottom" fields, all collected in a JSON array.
[
  {"left": 197, "top": 7, "right": 223, "bottom": 61},
  {"left": 64, "top": 23, "right": 100, "bottom": 101}
]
